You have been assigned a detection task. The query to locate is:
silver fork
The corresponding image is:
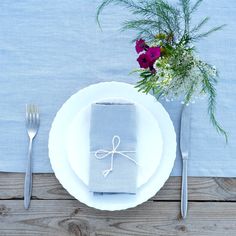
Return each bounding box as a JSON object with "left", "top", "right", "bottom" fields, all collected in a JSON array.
[{"left": 24, "top": 104, "right": 40, "bottom": 209}]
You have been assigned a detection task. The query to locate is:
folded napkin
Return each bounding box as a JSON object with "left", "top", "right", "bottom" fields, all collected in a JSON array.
[{"left": 89, "top": 102, "right": 137, "bottom": 194}]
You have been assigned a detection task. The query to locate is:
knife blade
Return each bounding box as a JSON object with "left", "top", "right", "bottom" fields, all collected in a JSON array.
[{"left": 180, "top": 104, "right": 191, "bottom": 219}]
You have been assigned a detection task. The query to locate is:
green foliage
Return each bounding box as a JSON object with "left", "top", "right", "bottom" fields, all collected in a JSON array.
[
  {"left": 199, "top": 65, "right": 228, "bottom": 142},
  {"left": 97, "top": 0, "right": 225, "bottom": 43},
  {"left": 97, "top": 0, "right": 227, "bottom": 141}
]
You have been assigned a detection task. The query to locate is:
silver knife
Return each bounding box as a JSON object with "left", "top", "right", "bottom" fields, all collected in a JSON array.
[{"left": 180, "top": 104, "right": 191, "bottom": 219}]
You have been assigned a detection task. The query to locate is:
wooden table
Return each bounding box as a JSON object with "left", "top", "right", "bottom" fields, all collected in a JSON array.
[{"left": 0, "top": 173, "right": 236, "bottom": 236}]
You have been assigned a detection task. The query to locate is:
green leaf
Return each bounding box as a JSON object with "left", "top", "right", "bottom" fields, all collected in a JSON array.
[
  {"left": 199, "top": 66, "right": 228, "bottom": 142},
  {"left": 96, "top": 0, "right": 139, "bottom": 28},
  {"left": 192, "top": 24, "right": 226, "bottom": 40},
  {"left": 191, "top": 0, "right": 204, "bottom": 13},
  {"left": 190, "top": 17, "right": 209, "bottom": 33},
  {"left": 179, "top": 0, "right": 191, "bottom": 33}
]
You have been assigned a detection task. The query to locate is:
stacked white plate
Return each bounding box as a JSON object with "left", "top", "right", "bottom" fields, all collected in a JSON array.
[{"left": 48, "top": 82, "right": 176, "bottom": 210}]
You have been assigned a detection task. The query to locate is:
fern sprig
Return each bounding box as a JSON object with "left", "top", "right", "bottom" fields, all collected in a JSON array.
[
  {"left": 190, "top": 17, "right": 209, "bottom": 34},
  {"left": 179, "top": 0, "right": 191, "bottom": 34},
  {"left": 192, "top": 24, "right": 226, "bottom": 41},
  {"left": 190, "top": 0, "right": 204, "bottom": 13},
  {"left": 199, "top": 67, "right": 228, "bottom": 142}
]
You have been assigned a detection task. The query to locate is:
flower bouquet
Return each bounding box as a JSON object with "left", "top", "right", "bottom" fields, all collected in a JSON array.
[{"left": 97, "top": 0, "right": 227, "bottom": 140}]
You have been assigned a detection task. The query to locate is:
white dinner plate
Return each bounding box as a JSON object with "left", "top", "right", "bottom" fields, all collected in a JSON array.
[
  {"left": 48, "top": 81, "right": 176, "bottom": 211},
  {"left": 66, "top": 98, "right": 163, "bottom": 188}
]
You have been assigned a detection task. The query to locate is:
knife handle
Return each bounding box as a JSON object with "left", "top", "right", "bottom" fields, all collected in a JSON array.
[{"left": 181, "top": 158, "right": 188, "bottom": 219}]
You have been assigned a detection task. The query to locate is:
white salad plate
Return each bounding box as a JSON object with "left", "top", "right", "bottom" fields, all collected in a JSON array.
[{"left": 48, "top": 81, "right": 176, "bottom": 211}]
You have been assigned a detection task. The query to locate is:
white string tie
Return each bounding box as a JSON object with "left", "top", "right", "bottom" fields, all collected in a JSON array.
[{"left": 94, "top": 135, "right": 137, "bottom": 177}]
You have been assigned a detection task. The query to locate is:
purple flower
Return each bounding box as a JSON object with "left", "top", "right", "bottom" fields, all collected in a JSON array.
[
  {"left": 146, "top": 47, "right": 161, "bottom": 65},
  {"left": 135, "top": 39, "right": 147, "bottom": 53},
  {"left": 137, "top": 53, "right": 150, "bottom": 69}
]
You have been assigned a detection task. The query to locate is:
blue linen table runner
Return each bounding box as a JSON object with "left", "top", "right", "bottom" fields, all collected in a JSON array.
[{"left": 0, "top": 0, "right": 236, "bottom": 177}]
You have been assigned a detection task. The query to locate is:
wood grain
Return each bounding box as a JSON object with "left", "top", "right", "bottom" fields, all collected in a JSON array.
[
  {"left": 0, "top": 200, "right": 236, "bottom": 236},
  {"left": 0, "top": 173, "right": 236, "bottom": 201},
  {"left": 1, "top": 173, "right": 236, "bottom": 235}
]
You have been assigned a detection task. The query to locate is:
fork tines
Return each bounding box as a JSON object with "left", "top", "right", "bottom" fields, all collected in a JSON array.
[{"left": 26, "top": 104, "right": 40, "bottom": 126}]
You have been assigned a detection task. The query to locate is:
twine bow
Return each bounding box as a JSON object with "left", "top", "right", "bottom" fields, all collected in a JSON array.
[{"left": 94, "top": 135, "right": 137, "bottom": 177}]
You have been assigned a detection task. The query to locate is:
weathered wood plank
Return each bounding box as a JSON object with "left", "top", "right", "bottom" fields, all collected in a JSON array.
[
  {"left": 0, "top": 173, "right": 236, "bottom": 201},
  {"left": 0, "top": 200, "right": 236, "bottom": 236},
  {"left": 0, "top": 173, "right": 70, "bottom": 200},
  {"left": 154, "top": 176, "right": 236, "bottom": 201}
]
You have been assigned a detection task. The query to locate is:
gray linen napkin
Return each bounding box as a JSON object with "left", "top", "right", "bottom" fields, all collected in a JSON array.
[{"left": 89, "top": 102, "right": 137, "bottom": 194}]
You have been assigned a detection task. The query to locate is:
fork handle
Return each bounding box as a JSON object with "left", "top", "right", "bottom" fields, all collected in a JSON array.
[
  {"left": 24, "top": 138, "right": 33, "bottom": 209},
  {"left": 181, "top": 158, "right": 188, "bottom": 219}
]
